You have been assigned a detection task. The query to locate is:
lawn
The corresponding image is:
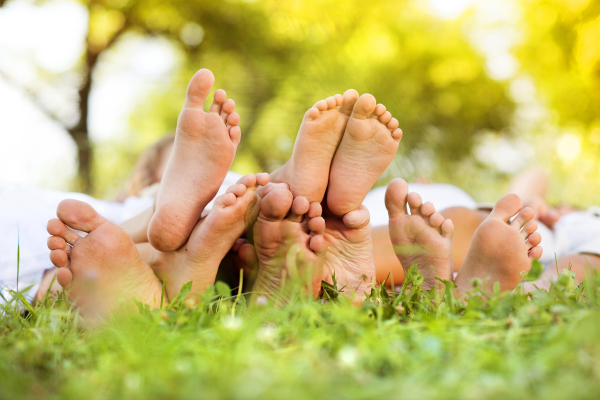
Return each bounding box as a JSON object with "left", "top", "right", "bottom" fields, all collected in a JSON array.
[{"left": 1, "top": 266, "right": 600, "bottom": 400}]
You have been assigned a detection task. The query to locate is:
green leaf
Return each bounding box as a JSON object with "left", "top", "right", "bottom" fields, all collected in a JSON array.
[
  {"left": 525, "top": 259, "right": 544, "bottom": 281},
  {"left": 215, "top": 281, "right": 231, "bottom": 299}
]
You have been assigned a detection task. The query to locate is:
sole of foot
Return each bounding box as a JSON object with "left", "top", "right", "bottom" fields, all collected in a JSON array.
[
  {"left": 150, "top": 173, "right": 269, "bottom": 301},
  {"left": 268, "top": 90, "right": 359, "bottom": 203},
  {"left": 148, "top": 68, "right": 242, "bottom": 252},
  {"left": 252, "top": 187, "right": 328, "bottom": 304},
  {"left": 385, "top": 178, "right": 454, "bottom": 291},
  {"left": 455, "top": 194, "right": 543, "bottom": 296},
  {"left": 322, "top": 205, "right": 376, "bottom": 297},
  {"left": 327, "top": 93, "right": 403, "bottom": 216},
  {"left": 47, "top": 199, "right": 164, "bottom": 323}
]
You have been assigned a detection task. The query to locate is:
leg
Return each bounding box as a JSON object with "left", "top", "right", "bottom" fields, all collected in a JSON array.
[{"left": 530, "top": 253, "right": 600, "bottom": 291}]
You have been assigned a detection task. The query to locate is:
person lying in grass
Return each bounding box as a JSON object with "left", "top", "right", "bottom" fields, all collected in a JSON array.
[{"left": 45, "top": 68, "right": 544, "bottom": 322}]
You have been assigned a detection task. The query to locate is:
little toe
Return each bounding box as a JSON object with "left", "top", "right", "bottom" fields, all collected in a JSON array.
[
  {"left": 429, "top": 212, "right": 444, "bottom": 228},
  {"left": 342, "top": 205, "right": 370, "bottom": 230},
  {"left": 236, "top": 174, "right": 257, "bottom": 188},
  {"left": 407, "top": 192, "right": 423, "bottom": 215},
  {"left": 220, "top": 99, "right": 236, "bottom": 122},
  {"left": 370, "top": 104, "right": 386, "bottom": 119},
  {"left": 421, "top": 201, "right": 436, "bottom": 217},
  {"left": 526, "top": 232, "right": 542, "bottom": 248},
  {"left": 385, "top": 178, "right": 409, "bottom": 218},
  {"left": 308, "top": 216, "right": 326, "bottom": 236},
  {"left": 529, "top": 246, "right": 543, "bottom": 260},
  {"left": 288, "top": 196, "right": 310, "bottom": 222},
  {"left": 260, "top": 187, "right": 294, "bottom": 221},
  {"left": 351, "top": 94, "right": 377, "bottom": 120},
  {"left": 511, "top": 207, "right": 535, "bottom": 229},
  {"left": 56, "top": 267, "right": 73, "bottom": 290},
  {"left": 490, "top": 194, "right": 522, "bottom": 223},
  {"left": 307, "top": 202, "right": 322, "bottom": 219},
  {"left": 56, "top": 199, "right": 107, "bottom": 233},
  {"left": 339, "top": 89, "right": 360, "bottom": 116},
  {"left": 47, "top": 218, "right": 81, "bottom": 245},
  {"left": 50, "top": 249, "right": 70, "bottom": 269},
  {"left": 313, "top": 100, "right": 328, "bottom": 112},
  {"left": 441, "top": 219, "right": 454, "bottom": 239},
  {"left": 379, "top": 111, "right": 392, "bottom": 125},
  {"left": 184, "top": 69, "right": 215, "bottom": 109},
  {"left": 387, "top": 118, "right": 399, "bottom": 131},
  {"left": 209, "top": 89, "right": 227, "bottom": 114},
  {"left": 229, "top": 125, "right": 241, "bottom": 145}
]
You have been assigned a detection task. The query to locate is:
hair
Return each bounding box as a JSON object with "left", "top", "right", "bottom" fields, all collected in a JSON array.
[{"left": 126, "top": 135, "right": 175, "bottom": 197}]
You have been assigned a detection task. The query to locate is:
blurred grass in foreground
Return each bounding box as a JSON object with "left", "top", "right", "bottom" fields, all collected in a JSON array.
[{"left": 1, "top": 265, "right": 600, "bottom": 400}]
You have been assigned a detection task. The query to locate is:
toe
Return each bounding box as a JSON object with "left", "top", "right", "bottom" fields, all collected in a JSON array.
[
  {"left": 342, "top": 205, "right": 370, "bottom": 230},
  {"left": 387, "top": 118, "right": 399, "bottom": 131},
  {"left": 529, "top": 246, "right": 543, "bottom": 260},
  {"left": 226, "top": 111, "right": 240, "bottom": 127},
  {"left": 239, "top": 243, "right": 258, "bottom": 268},
  {"left": 350, "top": 93, "right": 377, "bottom": 120},
  {"left": 215, "top": 192, "right": 237, "bottom": 208},
  {"left": 313, "top": 100, "right": 328, "bottom": 112},
  {"left": 309, "top": 235, "right": 328, "bottom": 256},
  {"left": 325, "top": 96, "right": 337, "bottom": 109},
  {"left": 429, "top": 212, "right": 444, "bottom": 228},
  {"left": 308, "top": 216, "right": 325, "bottom": 235},
  {"left": 47, "top": 236, "right": 71, "bottom": 254},
  {"left": 303, "top": 107, "right": 320, "bottom": 121},
  {"left": 56, "top": 199, "right": 107, "bottom": 233},
  {"left": 229, "top": 125, "right": 241, "bottom": 146},
  {"left": 490, "top": 194, "right": 522, "bottom": 223},
  {"left": 521, "top": 220, "right": 538, "bottom": 240},
  {"left": 260, "top": 187, "right": 294, "bottom": 221},
  {"left": 209, "top": 89, "right": 226, "bottom": 113},
  {"left": 333, "top": 94, "right": 343, "bottom": 107},
  {"left": 50, "top": 249, "right": 70, "bottom": 269},
  {"left": 370, "top": 104, "right": 386, "bottom": 119},
  {"left": 56, "top": 267, "right": 73, "bottom": 290},
  {"left": 47, "top": 218, "right": 81, "bottom": 245},
  {"left": 421, "top": 201, "right": 436, "bottom": 217},
  {"left": 511, "top": 207, "right": 535, "bottom": 229},
  {"left": 379, "top": 111, "right": 392, "bottom": 124},
  {"left": 307, "top": 202, "right": 322, "bottom": 219},
  {"left": 288, "top": 196, "right": 310, "bottom": 222},
  {"left": 259, "top": 182, "right": 290, "bottom": 198},
  {"left": 232, "top": 238, "right": 248, "bottom": 252},
  {"left": 441, "top": 219, "right": 454, "bottom": 239},
  {"left": 526, "top": 232, "right": 542, "bottom": 248},
  {"left": 184, "top": 69, "right": 215, "bottom": 109},
  {"left": 226, "top": 183, "right": 248, "bottom": 197},
  {"left": 407, "top": 192, "right": 423, "bottom": 216},
  {"left": 236, "top": 174, "right": 258, "bottom": 188},
  {"left": 392, "top": 128, "right": 403, "bottom": 141},
  {"left": 385, "top": 178, "right": 409, "bottom": 218},
  {"left": 220, "top": 99, "right": 236, "bottom": 122},
  {"left": 255, "top": 173, "right": 270, "bottom": 186},
  {"left": 339, "top": 89, "right": 359, "bottom": 116}
]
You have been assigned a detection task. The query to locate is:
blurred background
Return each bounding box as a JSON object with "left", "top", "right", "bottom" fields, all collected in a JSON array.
[{"left": 1, "top": 0, "right": 599, "bottom": 207}]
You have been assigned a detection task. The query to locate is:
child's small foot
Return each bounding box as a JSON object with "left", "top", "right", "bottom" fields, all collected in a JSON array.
[
  {"left": 455, "top": 194, "right": 543, "bottom": 296},
  {"left": 327, "top": 93, "right": 402, "bottom": 216},
  {"left": 150, "top": 173, "right": 269, "bottom": 300},
  {"left": 269, "top": 90, "right": 359, "bottom": 202},
  {"left": 322, "top": 205, "right": 377, "bottom": 297},
  {"left": 252, "top": 188, "right": 328, "bottom": 303},
  {"left": 47, "top": 200, "right": 164, "bottom": 322},
  {"left": 148, "top": 69, "right": 242, "bottom": 252},
  {"left": 385, "top": 179, "right": 454, "bottom": 291}
]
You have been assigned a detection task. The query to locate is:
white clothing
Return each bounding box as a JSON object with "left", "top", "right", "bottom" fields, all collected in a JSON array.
[{"left": 0, "top": 171, "right": 243, "bottom": 300}]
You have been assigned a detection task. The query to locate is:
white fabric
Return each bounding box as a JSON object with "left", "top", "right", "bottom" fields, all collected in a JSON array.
[{"left": 0, "top": 171, "right": 243, "bottom": 300}]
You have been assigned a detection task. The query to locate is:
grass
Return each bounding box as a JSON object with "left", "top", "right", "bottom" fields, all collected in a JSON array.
[{"left": 1, "top": 265, "right": 600, "bottom": 400}]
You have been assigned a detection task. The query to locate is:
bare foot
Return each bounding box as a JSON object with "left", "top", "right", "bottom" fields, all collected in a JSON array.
[
  {"left": 148, "top": 69, "right": 242, "bottom": 252},
  {"left": 47, "top": 200, "right": 164, "bottom": 322},
  {"left": 269, "top": 90, "right": 359, "bottom": 202},
  {"left": 455, "top": 194, "right": 543, "bottom": 296},
  {"left": 150, "top": 173, "right": 269, "bottom": 300},
  {"left": 327, "top": 94, "right": 403, "bottom": 216},
  {"left": 252, "top": 187, "right": 328, "bottom": 304},
  {"left": 322, "top": 205, "right": 376, "bottom": 297},
  {"left": 385, "top": 179, "right": 454, "bottom": 291}
]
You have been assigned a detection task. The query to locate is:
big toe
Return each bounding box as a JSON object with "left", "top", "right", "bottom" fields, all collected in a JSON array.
[
  {"left": 56, "top": 199, "right": 107, "bottom": 233},
  {"left": 351, "top": 93, "right": 377, "bottom": 120},
  {"left": 339, "top": 89, "right": 360, "bottom": 116},
  {"left": 490, "top": 194, "right": 522, "bottom": 223},
  {"left": 184, "top": 68, "right": 215, "bottom": 108},
  {"left": 385, "top": 179, "right": 409, "bottom": 218},
  {"left": 260, "top": 187, "right": 293, "bottom": 221}
]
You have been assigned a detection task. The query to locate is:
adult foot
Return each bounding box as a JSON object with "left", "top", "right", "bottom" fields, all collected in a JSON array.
[
  {"left": 322, "top": 205, "right": 377, "bottom": 297},
  {"left": 327, "top": 93, "right": 403, "bottom": 216},
  {"left": 455, "top": 194, "right": 543, "bottom": 296},
  {"left": 269, "top": 90, "right": 359, "bottom": 202},
  {"left": 148, "top": 69, "right": 242, "bottom": 252},
  {"left": 385, "top": 179, "right": 454, "bottom": 291},
  {"left": 47, "top": 200, "right": 164, "bottom": 322},
  {"left": 252, "top": 187, "right": 328, "bottom": 304},
  {"left": 150, "top": 173, "right": 269, "bottom": 300}
]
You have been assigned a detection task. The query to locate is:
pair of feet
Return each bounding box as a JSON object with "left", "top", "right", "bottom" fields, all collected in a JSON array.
[{"left": 385, "top": 179, "right": 543, "bottom": 295}]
